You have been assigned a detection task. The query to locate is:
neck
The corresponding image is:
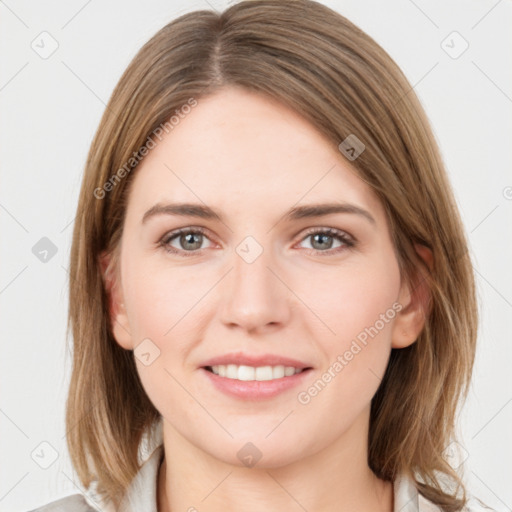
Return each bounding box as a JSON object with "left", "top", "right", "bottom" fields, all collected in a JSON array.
[{"left": 157, "top": 410, "right": 393, "bottom": 512}]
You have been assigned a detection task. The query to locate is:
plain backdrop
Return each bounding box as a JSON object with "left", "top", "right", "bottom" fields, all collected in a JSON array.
[{"left": 1, "top": 0, "right": 511, "bottom": 511}]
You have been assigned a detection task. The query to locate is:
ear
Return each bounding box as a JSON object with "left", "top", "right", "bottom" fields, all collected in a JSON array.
[
  {"left": 99, "top": 250, "right": 133, "bottom": 350},
  {"left": 391, "top": 244, "right": 433, "bottom": 349}
]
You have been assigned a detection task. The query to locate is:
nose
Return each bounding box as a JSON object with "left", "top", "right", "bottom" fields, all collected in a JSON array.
[{"left": 219, "top": 240, "right": 291, "bottom": 334}]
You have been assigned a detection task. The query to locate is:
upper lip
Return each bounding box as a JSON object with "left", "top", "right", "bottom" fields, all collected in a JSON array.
[{"left": 200, "top": 352, "right": 312, "bottom": 369}]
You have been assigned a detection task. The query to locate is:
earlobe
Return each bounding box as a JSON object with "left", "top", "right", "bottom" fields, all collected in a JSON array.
[
  {"left": 391, "top": 244, "right": 433, "bottom": 349},
  {"left": 99, "top": 250, "right": 133, "bottom": 351}
]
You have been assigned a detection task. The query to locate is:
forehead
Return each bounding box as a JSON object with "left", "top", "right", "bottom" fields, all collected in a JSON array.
[{"left": 125, "top": 86, "right": 385, "bottom": 223}]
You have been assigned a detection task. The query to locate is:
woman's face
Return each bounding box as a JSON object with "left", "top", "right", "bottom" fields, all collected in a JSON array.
[{"left": 108, "top": 85, "right": 419, "bottom": 468}]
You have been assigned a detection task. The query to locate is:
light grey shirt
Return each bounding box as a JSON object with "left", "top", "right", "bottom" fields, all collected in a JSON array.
[{"left": 28, "top": 443, "right": 482, "bottom": 512}]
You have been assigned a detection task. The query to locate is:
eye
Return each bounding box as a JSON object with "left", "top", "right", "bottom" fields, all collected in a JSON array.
[
  {"left": 296, "top": 227, "right": 355, "bottom": 255},
  {"left": 158, "top": 226, "right": 355, "bottom": 257},
  {"left": 158, "top": 227, "right": 213, "bottom": 256}
]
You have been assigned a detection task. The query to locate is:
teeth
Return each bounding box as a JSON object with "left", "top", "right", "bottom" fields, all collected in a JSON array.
[{"left": 210, "top": 364, "right": 304, "bottom": 381}]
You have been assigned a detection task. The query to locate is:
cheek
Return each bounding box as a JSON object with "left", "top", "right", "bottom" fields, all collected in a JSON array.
[
  {"left": 302, "top": 254, "right": 401, "bottom": 406},
  {"left": 309, "top": 254, "right": 400, "bottom": 340},
  {"left": 122, "top": 263, "right": 204, "bottom": 415},
  {"left": 123, "top": 253, "right": 201, "bottom": 338},
  {"left": 124, "top": 243, "right": 401, "bottom": 353}
]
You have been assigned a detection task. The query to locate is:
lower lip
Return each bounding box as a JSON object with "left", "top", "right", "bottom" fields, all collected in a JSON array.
[{"left": 200, "top": 367, "right": 313, "bottom": 399}]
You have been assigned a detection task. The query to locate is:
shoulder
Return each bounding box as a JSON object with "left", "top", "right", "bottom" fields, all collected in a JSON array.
[
  {"left": 395, "top": 473, "right": 496, "bottom": 512},
  {"left": 418, "top": 493, "right": 443, "bottom": 511},
  {"left": 25, "top": 493, "right": 98, "bottom": 512},
  {"left": 418, "top": 491, "right": 499, "bottom": 512}
]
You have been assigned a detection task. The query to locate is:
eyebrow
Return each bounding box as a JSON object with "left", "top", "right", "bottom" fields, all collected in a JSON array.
[{"left": 141, "top": 202, "right": 376, "bottom": 226}]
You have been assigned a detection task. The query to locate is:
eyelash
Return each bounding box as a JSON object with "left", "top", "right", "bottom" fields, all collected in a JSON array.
[{"left": 157, "top": 226, "right": 356, "bottom": 258}]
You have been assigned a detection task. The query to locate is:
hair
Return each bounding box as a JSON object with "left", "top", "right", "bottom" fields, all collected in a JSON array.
[{"left": 65, "top": 1, "right": 479, "bottom": 510}]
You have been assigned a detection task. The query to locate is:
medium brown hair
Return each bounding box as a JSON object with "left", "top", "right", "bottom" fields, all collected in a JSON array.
[{"left": 66, "top": 1, "right": 478, "bottom": 510}]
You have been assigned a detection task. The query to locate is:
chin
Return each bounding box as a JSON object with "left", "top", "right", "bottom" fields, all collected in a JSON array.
[{"left": 204, "top": 436, "right": 310, "bottom": 470}]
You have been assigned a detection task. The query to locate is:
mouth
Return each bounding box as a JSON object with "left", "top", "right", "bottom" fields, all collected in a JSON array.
[{"left": 200, "top": 364, "right": 314, "bottom": 399}]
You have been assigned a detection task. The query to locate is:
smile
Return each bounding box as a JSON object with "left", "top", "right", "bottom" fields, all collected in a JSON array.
[
  {"left": 206, "top": 364, "right": 305, "bottom": 381},
  {"left": 201, "top": 365, "right": 313, "bottom": 399}
]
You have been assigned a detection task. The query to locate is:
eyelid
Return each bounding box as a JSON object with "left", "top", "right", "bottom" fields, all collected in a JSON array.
[
  {"left": 296, "top": 226, "right": 355, "bottom": 244},
  {"left": 159, "top": 226, "right": 214, "bottom": 250},
  {"left": 158, "top": 225, "right": 356, "bottom": 256},
  {"left": 293, "top": 226, "right": 355, "bottom": 255}
]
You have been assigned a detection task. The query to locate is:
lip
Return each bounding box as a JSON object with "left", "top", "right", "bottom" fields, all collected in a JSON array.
[
  {"left": 200, "top": 351, "right": 312, "bottom": 370},
  {"left": 200, "top": 366, "right": 314, "bottom": 400}
]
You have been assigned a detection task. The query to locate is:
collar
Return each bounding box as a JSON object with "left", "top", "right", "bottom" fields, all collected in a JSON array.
[{"left": 88, "top": 444, "right": 440, "bottom": 512}]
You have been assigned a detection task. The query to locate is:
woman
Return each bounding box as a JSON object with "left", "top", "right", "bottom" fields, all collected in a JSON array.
[{"left": 29, "top": 1, "right": 490, "bottom": 510}]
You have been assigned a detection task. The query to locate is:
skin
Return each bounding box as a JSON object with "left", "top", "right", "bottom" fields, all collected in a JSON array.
[{"left": 102, "top": 85, "right": 432, "bottom": 512}]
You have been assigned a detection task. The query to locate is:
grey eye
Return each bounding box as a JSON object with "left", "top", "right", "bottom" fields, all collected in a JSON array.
[{"left": 309, "top": 233, "right": 336, "bottom": 250}]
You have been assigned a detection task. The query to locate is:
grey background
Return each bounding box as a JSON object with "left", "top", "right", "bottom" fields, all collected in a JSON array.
[{"left": 1, "top": 0, "right": 511, "bottom": 511}]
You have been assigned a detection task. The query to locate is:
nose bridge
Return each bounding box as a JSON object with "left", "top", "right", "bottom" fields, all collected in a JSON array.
[
  {"left": 219, "top": 234, "right": 289, "bottom": 330},
  {"left": 234, "top": 234, "right": 272, "bottom": 290}
]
